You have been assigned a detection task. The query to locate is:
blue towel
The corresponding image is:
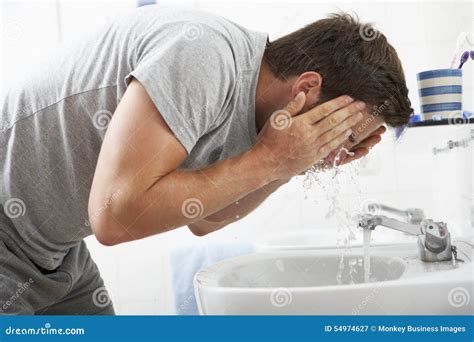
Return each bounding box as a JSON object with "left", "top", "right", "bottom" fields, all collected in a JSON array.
[{"left": 170, "top": 241, "right": 254, "bottom": 315}]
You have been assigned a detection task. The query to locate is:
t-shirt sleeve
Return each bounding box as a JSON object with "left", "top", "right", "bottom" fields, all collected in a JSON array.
[{"left": 127, "top": 23, "right": 237, "bottom": 154}]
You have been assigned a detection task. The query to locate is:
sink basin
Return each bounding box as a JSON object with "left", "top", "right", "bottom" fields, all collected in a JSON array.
[{"left": 194, "top": 241, "right": 473, "bottom": 315}]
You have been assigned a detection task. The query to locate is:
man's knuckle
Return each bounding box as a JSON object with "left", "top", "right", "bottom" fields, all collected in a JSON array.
[
  {"left": 331, "top": 97, "right": 345, "bottom": 110},
  {"left": 317, "top": 103, "right": 330, "bottom": 116},
  {"left": 328, "top": 115, "right": 338, "bottom": 127},
  {"left": 307, "top": 111, "right": 319, "bottom": 123}
]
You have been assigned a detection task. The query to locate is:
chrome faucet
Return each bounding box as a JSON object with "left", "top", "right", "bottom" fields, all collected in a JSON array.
[
  {"left": 359, "top": 205, "right": 455, "bottom": 262},
  {"left": 365, "top": 203, "right": 425, "bottom": 225}
]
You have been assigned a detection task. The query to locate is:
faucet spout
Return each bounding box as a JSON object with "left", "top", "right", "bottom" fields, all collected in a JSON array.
[
  {"left": 358, "top": 214, "right": 423, "bottom": 235},
  {"left": 365, "top": 204, "right": 425, "bottom": 225}
]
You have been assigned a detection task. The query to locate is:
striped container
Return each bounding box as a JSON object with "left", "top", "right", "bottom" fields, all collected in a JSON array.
[{"left": 417, "top": 69, "right": 463, "bottom": 120}]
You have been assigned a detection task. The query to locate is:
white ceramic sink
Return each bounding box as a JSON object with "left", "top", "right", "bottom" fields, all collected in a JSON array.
[{"left": 194, "top": 241, "right": 473, "bottom": 315}]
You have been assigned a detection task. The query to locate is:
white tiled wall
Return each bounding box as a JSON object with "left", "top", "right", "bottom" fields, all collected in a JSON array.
[{"left": 2, "top": 0, "right": 473, "bottom": 314}]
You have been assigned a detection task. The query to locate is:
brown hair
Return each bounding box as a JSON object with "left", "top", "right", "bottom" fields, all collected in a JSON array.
[{"left": 265, "top": 12, "right": 413, "bottom": 127}]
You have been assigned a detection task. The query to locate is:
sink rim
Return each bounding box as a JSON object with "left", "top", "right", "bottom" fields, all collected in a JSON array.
[
  {"left": 194, "top": 242, "right": 471, "bottom": 292},
  {"left": 194, "top": 248, "right": 408, "bottom": 291}
]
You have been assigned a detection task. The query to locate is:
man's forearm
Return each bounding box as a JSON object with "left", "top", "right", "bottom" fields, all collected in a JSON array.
[
  {"left": 103, "top": 148, "right": 276, "bottom": 244},
  {"left": 90, "top": 89, "right": 360, "bottom": 246},
  {"left": 188, "top": 178, "right": 289, "bottom": 235}
]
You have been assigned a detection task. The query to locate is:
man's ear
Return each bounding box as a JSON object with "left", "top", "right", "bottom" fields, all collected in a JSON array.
[{"left": 292, "top": 72, "right": 323, "bottom": 110}]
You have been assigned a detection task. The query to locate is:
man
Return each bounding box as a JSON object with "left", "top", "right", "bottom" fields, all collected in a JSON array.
[{"left": 0, "top": 5, "right": 412, "bottom": 314}]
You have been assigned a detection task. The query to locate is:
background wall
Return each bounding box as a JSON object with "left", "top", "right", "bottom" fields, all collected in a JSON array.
[{"left": 2, "top": 0, "right": 473, "bottom": 314}]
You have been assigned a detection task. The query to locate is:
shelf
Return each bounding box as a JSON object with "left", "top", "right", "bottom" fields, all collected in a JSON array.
[{"left": 407, "top": 117, "right": 474, "bottom": 128}]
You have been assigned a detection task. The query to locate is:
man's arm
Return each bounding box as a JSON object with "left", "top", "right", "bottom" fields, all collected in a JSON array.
[
  {"left": 88, "top": 79, "right": 363, "bottom": 246},
  {"left": 188, "top": 178, "right": 289, "bottom": 235},
  {"left": 190, "top": 126, "right": 387, "bottom": 235}
]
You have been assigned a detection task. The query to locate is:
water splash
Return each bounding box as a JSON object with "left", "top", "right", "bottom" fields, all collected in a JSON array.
[
  {"left": 348, "top": 257, "right": 358, "bottom": 285},
  {"left": 340, "top": 147, "right": 355, "bottom": 157},
  {"left": 303, "top": 148, "right": 364, "bottom": 285}
]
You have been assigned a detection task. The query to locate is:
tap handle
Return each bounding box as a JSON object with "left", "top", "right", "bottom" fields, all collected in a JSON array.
[{"left": 421, "top": 220, "right": 449, "bottom": 253}]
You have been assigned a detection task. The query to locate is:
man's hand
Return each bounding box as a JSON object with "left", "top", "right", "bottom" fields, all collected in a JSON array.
[
  {"left": 338, "top": 125, "right": 386, "bottom": 165},
  {"left": 321, "top": 125, "right": 387, "bottom": 168},
  {"left": 252, "top": 92, "right": 365, "bottom": 181},
  {"left": 315, "top": 118, "right": 386, "bottom": 170}
]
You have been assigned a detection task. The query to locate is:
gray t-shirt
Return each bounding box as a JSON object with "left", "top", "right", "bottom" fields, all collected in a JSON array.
[{"left": 0, "top": 5, "right": 267, "bottom": 269}]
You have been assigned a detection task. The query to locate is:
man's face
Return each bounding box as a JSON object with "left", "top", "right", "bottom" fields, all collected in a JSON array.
[{"left": 324, "top": 106, "right": 385, "bottom": 166}]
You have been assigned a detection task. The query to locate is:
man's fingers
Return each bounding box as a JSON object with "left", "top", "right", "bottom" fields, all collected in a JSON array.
[
  {"left": 347, "top": 125, "right": 386, "bottom": 150},
  {"left": 318, "top": 129, "right": 353, "bottom": 158},
  {"left": 321, "top": 100, "right": 365, "bottom": 127},
  {"left": 316, "top": 110, "right": 364, "bottom": 146},
  {"left": 351, "top": 134, "right": 382, "bottom": 151},
  {"left": 303, "top": 95, "right": 355, "bottom": 124},
  {"left": 307, "top": 102, "right": 364, "bottom": 145},
  {"left": 334, "top": 147, "right": 368, "bottom": 166},
  {"left": 284, "top": 91, "right": 306, "bottom": 117},
  {"left": 341, "top": 148, "right": 369, "bottom": 164},
  {"left": 374, "top": 125, "right": 387, "bottom": 135},
  {"left": 340, "top": 128, "right": 385, "bottom": 165},
  {"left": 362, "top": 125, "right": 386, "bottom": 139}
]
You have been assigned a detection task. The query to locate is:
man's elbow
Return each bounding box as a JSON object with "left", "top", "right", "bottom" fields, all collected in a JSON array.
[
  {"left": 89, "top": 216, "right": 121, "bottom": 246},
  {"left": 88, "top": 199, "right": 129, "bottom": 246},
  {"left": 188, "top": 220, "right": 228, "bottom": 237},
  {"left": 188, "top": 223, "right": 208, "bottom": 237},
  {"left": 88, "top": 194, "right": 171, "bottom": 245}
]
